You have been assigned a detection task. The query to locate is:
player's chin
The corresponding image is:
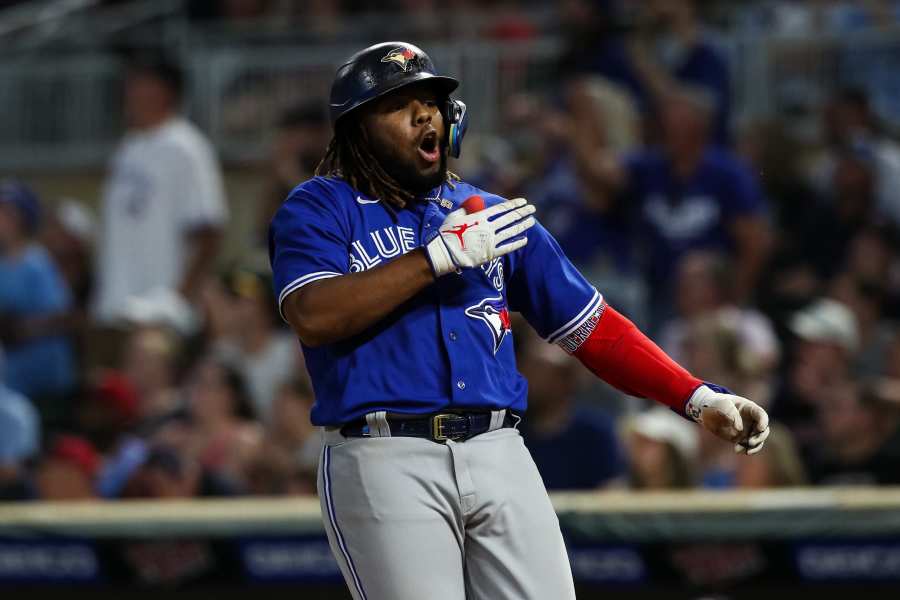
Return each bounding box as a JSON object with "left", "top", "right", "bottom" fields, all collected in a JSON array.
[
  {"left": 415, "top": 160, "right": 442, "bottom": 179},
  {"left": 414, "top": 151, "right": 443, "bottom": 174},
  {"left": 403, "top": 148, "right": 446, "bottom": 192}
]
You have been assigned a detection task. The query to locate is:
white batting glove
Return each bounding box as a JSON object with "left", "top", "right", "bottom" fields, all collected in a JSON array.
[
  {"left": 685, "top": 384, "right": 771, "bottom": 455},
  {"left": 425, "top": 198, "right": 536, "bottom": 277}
]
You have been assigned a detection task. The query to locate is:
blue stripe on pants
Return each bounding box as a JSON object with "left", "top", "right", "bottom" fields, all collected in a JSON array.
[{"left": 324, "top": 445, "right": 368, "bottom": 600}]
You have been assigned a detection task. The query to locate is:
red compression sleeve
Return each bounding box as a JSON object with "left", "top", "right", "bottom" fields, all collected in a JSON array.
[{"left": 571, "top": 304, "right": 702, "bottom": 414}]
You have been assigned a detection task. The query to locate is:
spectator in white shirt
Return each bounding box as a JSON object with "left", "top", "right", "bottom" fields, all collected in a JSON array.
[{"left": 94, "top": 53, "right": 228, "bottom": 330}]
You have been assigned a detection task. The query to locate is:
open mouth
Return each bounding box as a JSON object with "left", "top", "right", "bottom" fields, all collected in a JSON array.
[{"left": 417, "top": 130, "right": 440, "bottom": 164}]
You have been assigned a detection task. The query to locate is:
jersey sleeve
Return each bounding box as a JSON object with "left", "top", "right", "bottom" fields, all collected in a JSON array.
[
  {"left": 175, "top": 139, "right": 229, "bottom": 230},
  {"left": 506, "top": 221, "right": 603, "bottom": 349},
  {"left": 268, "top": 181, "right": 350, "bottom": 320}
]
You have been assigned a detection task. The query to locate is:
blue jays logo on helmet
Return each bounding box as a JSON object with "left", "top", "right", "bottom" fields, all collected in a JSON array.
[
  {"left": 381, "top": 47, "right": 417, "bottom": 72},
  {"left": 465, "top": 297, "right": 512, "bottom": 355}
]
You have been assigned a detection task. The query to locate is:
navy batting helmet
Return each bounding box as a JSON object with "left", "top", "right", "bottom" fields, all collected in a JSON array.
[{"left": 329, "top": 42, "right": 469, "bottom": 158}]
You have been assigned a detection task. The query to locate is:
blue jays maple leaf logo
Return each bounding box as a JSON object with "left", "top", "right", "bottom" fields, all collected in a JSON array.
[
  {"left": 381, "top": 47, "right": 417, "bottom": 71},
  {"left": 465, "top": 296, "right": 512, "bottom": 355}
]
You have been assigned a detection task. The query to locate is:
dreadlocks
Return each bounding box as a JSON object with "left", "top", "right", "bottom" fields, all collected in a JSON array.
[{"left": 315, "top": 117, "right": 458, "bottom": 210}]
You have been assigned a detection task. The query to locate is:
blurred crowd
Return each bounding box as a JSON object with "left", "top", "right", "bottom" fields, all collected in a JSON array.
[
  {"left": 7, "top": 0, "right": 900, "bottom": 40},
  {"left": 3, "top": 0, "right": 900, "bottom": 502},
  {"left": 127, "top": 0, "right": 900, "bottom": 36}
]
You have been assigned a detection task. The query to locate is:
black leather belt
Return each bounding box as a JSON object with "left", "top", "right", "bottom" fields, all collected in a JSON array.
[{"left": 340, "top": 411, "right": 519, "bottom": 443}]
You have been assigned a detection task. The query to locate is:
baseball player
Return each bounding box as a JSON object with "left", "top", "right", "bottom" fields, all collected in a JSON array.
[{"left": 269, "top": 42, "right": 770, "bottom": 600}]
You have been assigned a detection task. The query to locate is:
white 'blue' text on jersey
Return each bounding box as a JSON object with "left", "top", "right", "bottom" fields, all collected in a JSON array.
[{"left": 268, "top": 176, "right": 602, "bottom": 425}]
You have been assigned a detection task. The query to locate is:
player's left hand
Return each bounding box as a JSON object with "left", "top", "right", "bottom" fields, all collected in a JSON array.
[{"left": 686, "top": 383, "right": 770, "bottom": 455}]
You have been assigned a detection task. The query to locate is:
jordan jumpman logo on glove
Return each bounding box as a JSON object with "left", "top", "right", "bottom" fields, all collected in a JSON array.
[{"left": 426, "top": 197, "right": 536, "bottom": 277}]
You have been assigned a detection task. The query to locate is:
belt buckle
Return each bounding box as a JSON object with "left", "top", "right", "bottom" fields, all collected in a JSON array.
[{"left": 432, "top": 413, "right": 456, "bottom": 442}]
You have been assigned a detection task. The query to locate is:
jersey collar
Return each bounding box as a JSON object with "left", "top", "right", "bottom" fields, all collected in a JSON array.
[{"left": 419, "top": 183, "right": 444, "bottom": 203}]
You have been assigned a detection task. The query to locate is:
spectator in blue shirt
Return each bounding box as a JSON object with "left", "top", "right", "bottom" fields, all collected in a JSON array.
[
  {"left": 559, "top": 0, "right": 732, "bottom": 145},
  {"left": 592, "top": 87, "right": 771, "bottom": 327},
  {"left": 518, "top": 332, "right": 626, "bottom": 491},
  {"left": 627, "top": 0, "right": 732, "bottom": 145},
  {"left": 0, "top": 181, "right": 76, "bottom": 408},
  {"left": 524, "top": 85, "right": 638, "bottom": 277},
  {"left": 498, "top": 83, "right": 648, "bottom": 323}
]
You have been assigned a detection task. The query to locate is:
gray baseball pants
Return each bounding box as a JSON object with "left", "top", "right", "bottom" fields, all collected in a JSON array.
[{"left": 317, "top": 410, "right": 577, "bottom": 600}]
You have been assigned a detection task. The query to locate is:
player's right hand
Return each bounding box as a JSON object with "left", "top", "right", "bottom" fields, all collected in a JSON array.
[{"left": 425, "top": 198, "right": 536, "bottom": 277}]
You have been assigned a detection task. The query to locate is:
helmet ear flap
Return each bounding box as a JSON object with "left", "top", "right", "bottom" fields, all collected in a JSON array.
[{"left": 445, "top": 99, "right": 468, "bottom": 159}]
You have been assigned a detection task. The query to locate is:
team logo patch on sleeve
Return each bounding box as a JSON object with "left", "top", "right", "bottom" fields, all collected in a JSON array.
[{"left": 465, "top": 296, "right": 512, "bottom": 355}]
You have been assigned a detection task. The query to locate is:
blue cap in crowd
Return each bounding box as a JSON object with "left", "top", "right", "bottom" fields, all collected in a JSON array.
[{"left": 0, "top": 180, "right": 41, "bottom": 235}]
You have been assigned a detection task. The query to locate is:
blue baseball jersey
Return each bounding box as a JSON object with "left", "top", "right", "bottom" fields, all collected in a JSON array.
[
  {"left": 625, "top": 148, "right": 766, "bottom": 291},
  {"left": 269, "top": 176, "right": 602, "bottom": 426}
]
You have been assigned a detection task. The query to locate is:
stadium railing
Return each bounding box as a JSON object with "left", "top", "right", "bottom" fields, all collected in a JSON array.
[
  {"left": 2, "top": 487, "right": 899, "bottom": 539},
  {"left": 1, "top": 487, "right": 900, "bottom": 592},
  {"left": 4, "top": 28, "right": 900, "bottom": 171}
]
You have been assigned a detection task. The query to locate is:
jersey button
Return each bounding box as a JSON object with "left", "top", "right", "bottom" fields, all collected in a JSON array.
[
  {"left": 457, "top": 380, "right": 466, "bottom": 390},
  {"left": 449, "top": 331, "right": 457, "bottom": 341}
]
